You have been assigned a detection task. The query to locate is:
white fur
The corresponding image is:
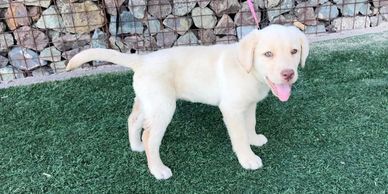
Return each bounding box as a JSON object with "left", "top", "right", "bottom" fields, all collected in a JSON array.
[{"left": 66, "top": 25, "right": 309, "bottom": 180}]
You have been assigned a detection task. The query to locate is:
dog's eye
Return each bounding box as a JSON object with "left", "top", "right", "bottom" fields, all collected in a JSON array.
[
  {"left": 264, "top": 51, "right": 273, "bottom": 57},
  {"left": 291, "top": 49, "right": 298, "bottom": 55}
]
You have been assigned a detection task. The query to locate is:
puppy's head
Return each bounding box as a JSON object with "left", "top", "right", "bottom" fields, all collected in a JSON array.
[{"left": 238, "top": 24, "right": 309, "bottom": 102}]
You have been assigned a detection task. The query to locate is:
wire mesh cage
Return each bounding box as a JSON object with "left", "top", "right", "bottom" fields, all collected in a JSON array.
[{"left": 0, "top": 0, "right": 387, "bottom": 82}]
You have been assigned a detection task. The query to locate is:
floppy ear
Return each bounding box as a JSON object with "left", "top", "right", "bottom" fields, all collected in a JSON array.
[
  {"left": 238, "top": 29, "right": 260, "bottom": 73},
  {"left": 297, "top": 29, "right": 309, "bottom": 68},
  {"left": 288, "top": 26, "right": 309, "bottom": 68}
]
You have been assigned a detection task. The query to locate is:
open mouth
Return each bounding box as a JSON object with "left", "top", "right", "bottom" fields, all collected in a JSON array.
[{"left": 265, "top": 77, "right": 292, "bottom": 102}]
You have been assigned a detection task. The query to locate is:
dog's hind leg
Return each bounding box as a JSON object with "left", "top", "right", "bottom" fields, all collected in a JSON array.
[{"left": 128, "top": 98, "right": 145, "bottom": 152}]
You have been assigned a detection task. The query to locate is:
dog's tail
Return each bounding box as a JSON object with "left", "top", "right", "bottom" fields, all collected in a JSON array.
[{"left": 66, "top": 48, "right": 142, "bottom": 71}]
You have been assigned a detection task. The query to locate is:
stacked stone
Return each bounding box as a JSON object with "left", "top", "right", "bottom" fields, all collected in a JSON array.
[{"left": 0, "top": 0, "right": 387, "bottom": 81}]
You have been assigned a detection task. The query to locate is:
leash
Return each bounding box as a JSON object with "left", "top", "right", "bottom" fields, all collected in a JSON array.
[{"left": 247, "top": 0, "right": 260, "bottom": 29}]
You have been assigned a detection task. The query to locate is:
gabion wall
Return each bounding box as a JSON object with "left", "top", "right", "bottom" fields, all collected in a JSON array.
[{"left": 0, "top": 0, "right": 387, "bottom": 82}]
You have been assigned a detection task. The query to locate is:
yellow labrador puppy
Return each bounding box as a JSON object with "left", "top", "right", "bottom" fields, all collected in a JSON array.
[{"left": 67, "top": 24, "right": 309, "bottom": 180}]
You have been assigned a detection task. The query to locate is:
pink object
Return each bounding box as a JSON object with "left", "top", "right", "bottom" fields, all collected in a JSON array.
[
  {"left": 247, "top": 0, "right": 259, "bottom": 28},
  {"left": 274, "top": 84, "right": 291, "bottom": 102}
]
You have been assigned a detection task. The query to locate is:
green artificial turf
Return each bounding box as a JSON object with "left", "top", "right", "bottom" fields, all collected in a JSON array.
[{"left": 1, "top": 32, "right": 388, "bottom": 193}]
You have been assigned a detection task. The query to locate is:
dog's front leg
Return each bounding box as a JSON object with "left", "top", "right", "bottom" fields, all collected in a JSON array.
[
  {"left": 246, "top": 103, "right": 268, "bottom": 147},
  {"left": 220, "top": 104, "right": 263, "bottom": 170}
]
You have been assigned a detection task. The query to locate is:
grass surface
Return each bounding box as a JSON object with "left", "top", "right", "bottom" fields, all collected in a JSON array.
[{"left": 1, "top": 32, "right": 388, "bottom": 193}]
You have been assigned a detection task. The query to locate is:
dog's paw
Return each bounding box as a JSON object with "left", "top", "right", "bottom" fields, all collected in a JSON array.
[
  {"left": 150, "top": 164, "right": 173, "bottom": 180},
  {"left": 130, "top": 143, "right": 145, "bottom": 152},
  {"left": 249, "top": 134, "right": 268, "bottom": 147},
  {"left": 238, "top": 154, "right": 263, "bottom": 170}
]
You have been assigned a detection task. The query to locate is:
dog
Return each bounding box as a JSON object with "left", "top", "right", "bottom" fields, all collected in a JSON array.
[{"left": 66, "top": 24, "right": 309, "bottom": 180}]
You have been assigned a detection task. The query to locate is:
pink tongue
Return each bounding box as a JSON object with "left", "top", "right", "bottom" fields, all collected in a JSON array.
[{"left": 274, "top": 84, "right": 291, "bottom": 102}]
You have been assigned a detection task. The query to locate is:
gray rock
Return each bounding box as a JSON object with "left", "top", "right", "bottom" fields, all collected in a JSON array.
[
  {"left": 172, "top": 0, "right": 196, "bottom": 16},
  {"left": 148, "top": 0, "right": 172, "bottom": 19},
  {"left": 91, "top": 28, "right": 108, "bottom": 49},
  {"left": 15, "top": 0, "right": 51, "bottom": 8},
  {"left": 0, "top": 55, "right": 9, "bottom": 67},
  {"left": 271, "top": 15, "right": 287, "bottom": 24},
  {"left": 60, "top": 1, "right": 105, "bottom": 33},
  {"left": 214, "top": 14, "right": 236, "bottom": 35},
  {"left": 254, "top": 0, "right": 266, "bottom": 9},
  {"left": 109, "top": 36, "right": 129, "bottom": 52},
  {"left": 105, "top": 0, "right": 125, "bottom": 15},
  {"left": 295, "top": 2, "right": 317, "bottom": 25},
  {"left": 318, "top": 0, "right": 329, "bottom": 4},
  {"left": 236, "top": 26, "right": 256, "bottom": 40},
  {"left": 359, "top": 4, "right": 371, "bottom": 15},
  {"left": 62, "top": 45, "right": 89, "bottom": 60},
  {"left": 47, "top": 30, "right": 62, "bottom": 40},
  {"left": 145, "top": 15, "right": 161, "bottom": 34},
  {"left": 13, "top": 26, "right": 48, "bottom": 51},
  {"left": 128, "top": 0, "right": 147, "bottom": 19},
  {"left": 198, "top": 0, "right": 211, "bottom": 8},
  {"left": 216, "top": 35, "right": 238, "bottom": 44},
  {"left": 234, "top": 2, "right": 261, "bottom": 26},
  {"left": 381, "top": 6, "right": 388, "bottom": 21},
  {"left": 296, "top": 0, "right": 322, "bottom": 4},
  {"left": 370, "top": 15, "right": 388, "bottom": 26},
  {"left": 8, "top": 47, "right": 46, "bottom": 70},
  {"left": 109, "top": 11, "right": 144, "bottom": 35},
  {"left": 174, "top": 31, "right": 198, "bottom": 46},
  {"left": 334, "top": 0, "right": 359, "bottom": 16},
  {"left": 271, "top": 14, "right": 296, "bottom": 24},
  {"left": 334, "top": 0, "right": 370, "bottom": 16},
  {"left": 198, "top": 29, "right": 216, "bottom": 45},
  {"left": 39, "top": 46, "right": 62, "bottom": 62},
  {"left": 0, "top": 66, "right": 23, "bottom": 81},
  {"left": 35, "top": 5, "right": 64, "bottom": 30},
  {"left": 163, "top": 15, "right": 192, "bottom": 35},
  {"left": 191, "top": 7, "right": 217, "bottom": 29},
  {"left": 53, "top": 34, "right": 91, "bottom": 51},
  {"left": 304, "top": 24, "right": 326, "bottom": 33},
  {"left": 316, "top": 3, "right": 339, "bottom": 21},
  {"left": 360, "top": 3, "right": 373, "bottom": 15},
  {"left": 156, "top": 29, "right": 178, "bottom": 48},
  {"left": 283, "top": 14, "right": 297, "bottom": 21},
  {"left": 0, "top": 23, "right": 5, "bottom": 33},
  {"left": 32, "top": 66, "right": 53, "bottom": 77},
  {"left": 298, "top": 0, "right": 321, "bottom": 7},
  {"left": 143, "top": 32, "right": 159, "bottom": 52},
  {"left": 122, "top": 35, "right": 145, "bottom": 52},
  {"left": 372, "top": 0, "right": 388, "bottom": 7},
  {"left": 372, "top": 7, "right": 379, "bottom": 15},
  {"left": 267, "top": 0, "right": 295, "bottom": 21},
  {"left": 6, "top": 0, "right": 63, "bottom": 9},
  {"left": 210, "top": 0, "right": 241, "bottom": 16},
  {"left": 28, "top": 6, "right": 41, "bottom": 22},
  {"left": 50, "top": 61, "right": 67, "bottom": 73},
  {"left": 332, "top": 16, "right": 371, "bottom": 31},
  {"left": 265, "top": 0, "right": 282, "bottom": 8},
  {"left": 123, "top": 34, "right": 157, "bottom": 51},
  {"left": 0, "top": 33, "right": 14, "bottom": 53},
  {"left": 0, "top": 0, "right": 9, "bottom": 8},
  {"left": 55, "top": 0, "right": 71, "bottom": 9}
]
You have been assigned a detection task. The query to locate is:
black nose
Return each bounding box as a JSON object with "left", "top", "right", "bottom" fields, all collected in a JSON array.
[{"left": 281, "top": 69, "right": 295, "bottom": 81}]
